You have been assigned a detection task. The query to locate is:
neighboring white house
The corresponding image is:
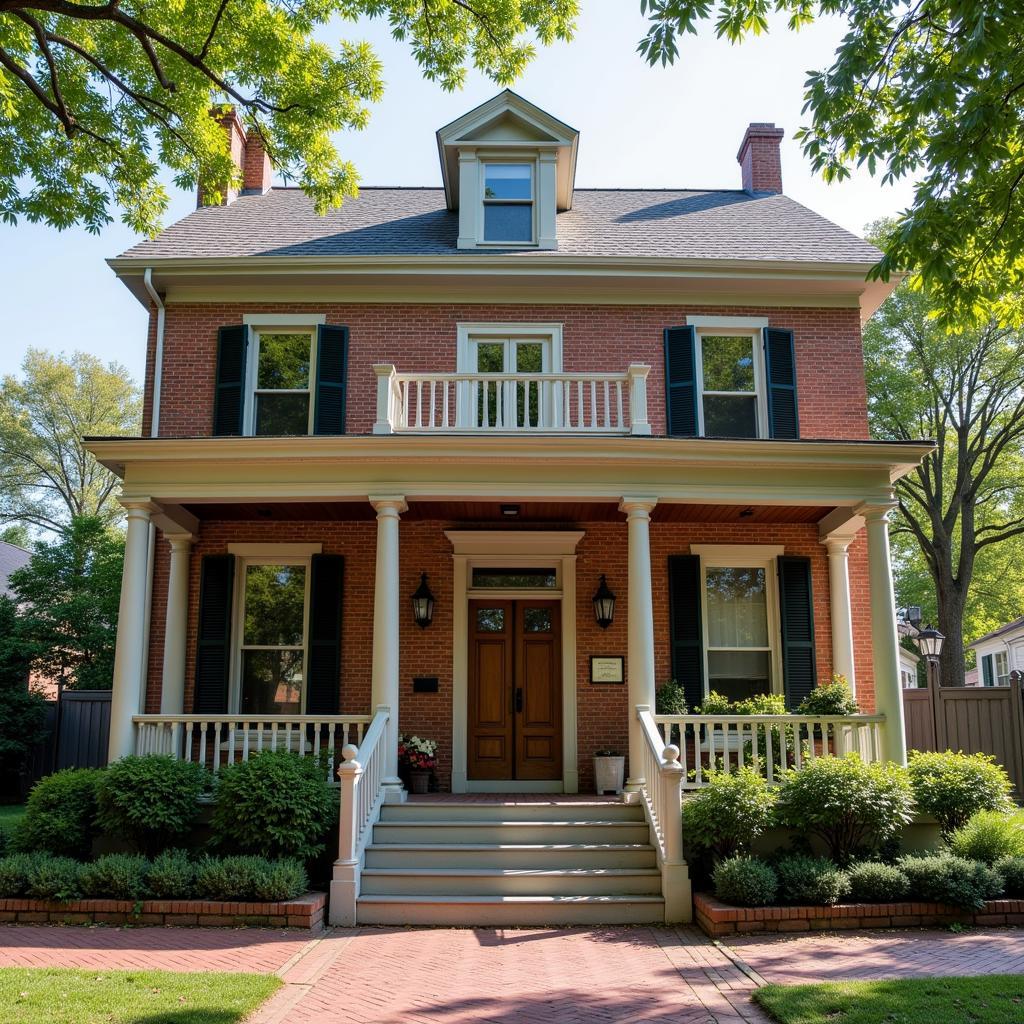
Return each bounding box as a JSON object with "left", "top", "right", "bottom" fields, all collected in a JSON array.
[
  {"left": 969, "top": 617, "right": 1024, "bottom": 687},
  {"left": 899, "top": 646, "right": 920, "bottom": 689}
]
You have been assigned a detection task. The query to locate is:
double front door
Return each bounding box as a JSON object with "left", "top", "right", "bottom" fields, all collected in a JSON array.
[{"left": 468, "top": 599, "right": 562, "bottom": 781}]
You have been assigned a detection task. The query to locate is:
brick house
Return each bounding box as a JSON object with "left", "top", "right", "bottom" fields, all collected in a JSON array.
[{"left": 89, "top": 91, "right": 931, "bottom": 926}]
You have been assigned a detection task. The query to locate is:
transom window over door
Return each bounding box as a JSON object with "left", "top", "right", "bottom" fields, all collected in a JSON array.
[
  {"left": 249, "top": 330, "right": 315, "bottom": 436},
  {"left": 697, "top": 332, "right": 765, "bottom": 438},
  {"left": 482, "top": 163, "right": 534, "bottom": 243}
]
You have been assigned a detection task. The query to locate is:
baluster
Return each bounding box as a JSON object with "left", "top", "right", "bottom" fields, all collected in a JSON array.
[
  {"left": 199, "top": 722, "right": 208, "bottom": 772},
  {"left": 482, "top": 380, "right": 490, "bottom": 428},
  {"left": 765, "top": 725, "right": 775, "bottom": 784},
  {"left": 442, "top": 380, "right": 450, "bottom": 428},
  {"left": 751, "top": 721, "right": 760, "bottom": 775},
  {"left": 603, "top": 380, "right": 611, "bottom": 429},
  {"left": 242, "top": 722, "right": 250, "bottom": 763},
  {"left": 589, "top": 380, "right": 597, "bottom": 429},
  {"left": 616, "top": 381, "right": 624, "bottom": 430},
  {"left": 793, "top": 722, "right": 803, "bottom": 769},
  {"left": 427, "top": 380, "right": 435, "bottom": 429},
  {"left": 313, "top": 723, "right": 322, "bottom": 763},
  {"left": 185, "top": 721, "right": 194, "bottom": 762},
  {"left": 213, "top": 720, "right": 223, "bottom": 773},
  {"left": 414, "top": 381, "right": 422, "bottom": 429},
  {"left": 807, "top": 720, "right": 818, "bottom": 759},
  {"left": 297, "top": 722, "right": 307, "bottom": 757},
  {"left": 576, "top": 380, "right": 584, "bottom": 429},
  {"left": 737, "top": 722, "right": 746, "bottom": 768},
  {"left": 271, "top": 720, "right": 279, "bottom": 751},
  {"left": 401, "top": 381, "right": 409, "bottom": 429}
]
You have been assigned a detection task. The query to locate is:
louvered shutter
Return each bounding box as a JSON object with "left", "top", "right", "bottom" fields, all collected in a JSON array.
[
  {"left": 763, "top": 327, "right": 799, "bottom": 439},
  {"left": 213, "top": 325, "right": 249, "bottom": 436},
  {"left": 314, "top": 325, "right": 348, "bottom": 435},
  {"left": 664, "top": 326, "right": 699, "bottom": 437},
  {"left": 194, "top": 554, "right": 235, "bottom": 714},
  {"left": 778, "top": 555, "right": 817, "bottom": 710},
  {"left": 306, "top": 554, "right": 343, "bottom": 715},
  {"left": 982, "top": 654, "right": 994, "bottom": 687},
  {"left": 668, "top": 554, "right": 705, "bottom": 710}
]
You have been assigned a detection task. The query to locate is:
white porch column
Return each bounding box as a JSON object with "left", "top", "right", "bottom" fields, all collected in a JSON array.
[
  {"left": 159, "top": 533, "right": 193, "bottom": 715},
  {"left": 370, "top": 494, "right": 408, "bottom": 801},
  {"left": 621, "top": 497, "right": 658, "bottom": 791},
  {"left": 822, "top": 533, "right": 857, "bottom": 692},
  {"left": 858, "top": 502, "right": 907, "bottom": 765},
  {"left": 108, "top": 502, "right": 154, "bottom": 762}
]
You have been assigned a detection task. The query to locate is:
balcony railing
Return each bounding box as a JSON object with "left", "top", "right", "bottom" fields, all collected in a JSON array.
[{"left": 373, "top": 363, "right": 651, "bottom": 435}]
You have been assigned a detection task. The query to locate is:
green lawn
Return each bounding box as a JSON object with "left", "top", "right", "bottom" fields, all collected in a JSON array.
[
  {"left": 0, "top": 967, "right": 280, "bottom": 1024},
  {"left": 754, "top": 975, "right": 1024, "bottom": 1024},
  {"left": 0, "top": 804, "right": 26, "bottom": 832}
]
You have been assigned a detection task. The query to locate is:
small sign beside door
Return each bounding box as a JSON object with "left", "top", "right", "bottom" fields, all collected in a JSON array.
[{"left": 590, "top": 656, "right": 624, "bottom": 684}]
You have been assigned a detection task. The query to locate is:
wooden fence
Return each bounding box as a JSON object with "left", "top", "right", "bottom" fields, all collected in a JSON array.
[
  {"left": 20, "top": 689, "right": 111, "bottom": 793},
  {"left": 903, "top": 674, "right": 1024, "bottom": 797}
]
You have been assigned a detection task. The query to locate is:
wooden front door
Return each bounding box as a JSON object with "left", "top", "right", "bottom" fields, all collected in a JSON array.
[{"left": 468, "top": 599, "right": 562, "bottom": 781}]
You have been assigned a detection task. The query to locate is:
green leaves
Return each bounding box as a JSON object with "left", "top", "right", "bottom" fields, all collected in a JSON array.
[{"left": 907, "top": 750, "right": 1014, "bottom": 837}]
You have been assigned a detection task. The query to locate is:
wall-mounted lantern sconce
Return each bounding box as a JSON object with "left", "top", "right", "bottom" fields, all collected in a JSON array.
[
  {"left": 592, "top": 575, "right": 616, "bottom": 630},
  {"left": 410, "top": 573, "right": 435, "bottom": 629}
]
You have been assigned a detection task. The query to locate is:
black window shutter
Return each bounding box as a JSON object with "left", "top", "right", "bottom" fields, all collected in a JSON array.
[
  {"left": 668, "top": 554, "right": 704, "bottom": 710},
  {"left": 982, "top": 654, "right": 994, "bottom": 686},
  {"left": 763, "top": 327, "right": 799, "bottom": 439},
  {"left": 314, "top": 325, "right": 348, "bottom": 435},
  {"left": 306, "top": 554, "right": 343, "bottom": 715},
  {"left": 664, "top": 326, "right": 699, "bottom": 437},
  {"left": 194, "top": 554, "right": 235, "bottom": 714},
  {"left": 213, "top": 325, "right": 249, "bottom": 436},
  {"left": 778, "top": 555, "right": 817, "bottom": 710}
]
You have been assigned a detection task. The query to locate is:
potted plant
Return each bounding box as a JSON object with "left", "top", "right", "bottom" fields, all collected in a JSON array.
[
  {"left": 593, "top": 748, "right": 625, "bottom": 795},
  {"left": 399, "top": 735, "right": 438, "bottom": 794}
]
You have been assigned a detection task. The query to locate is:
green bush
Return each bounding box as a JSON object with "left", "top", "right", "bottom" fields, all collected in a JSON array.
[
  {"left": 994, "top": 856, "right": 1024, "bottom": 899},
  {"left": 12, "top": 768, "right": 102, "bottom": 859},
  {"left": 79, "top": 853, "right": 150, "bottom": 900},
  {"left": 713, "top": 855, "right": 778, "bottom": 907},
  {"left": 0, "top": 853, "right": 45, "bottom": 897},
  {"left": 193, "top": 855, "right": 307, "bottom": 902},
  {"left": 908, "top": 751, "right": 1013, "bottom": 837},
  {"left": 949, "top": 810, "right": 1024, "bottom": 864},
  {"left": 734, "top": 693, "right": 787, "bottom": 716},
  {"left": 796, "top": 675, "right": 860, "bottom": 716},
  {"left": 775, "top": 854, "right": 851, "bottom": 905},
  {"left": 655, "top": 678, "right": 688, "bottom": 716},
  {"left": 898, "top": 853, "right": 1003, "bottom": 910},
  {"left": 26, "top": 855, "right": 82, "bottom": 902},
  {"left": 95, "top": 755, "right": 208, "bottom": 855},
  {"left": 209, "top": 750, "right": 335, "bottom": 860},
  {"left": 846, "top": 861, "right": 910, "bottom": 902},
  {"left": 148, "top": 849, "right": 196, "bottom": 899},
  {"left": 681, "top": 768, "right": 775, "bottom": 861},
  {"left": 774, "top": 754, "right": 914, "bottom": 864}
]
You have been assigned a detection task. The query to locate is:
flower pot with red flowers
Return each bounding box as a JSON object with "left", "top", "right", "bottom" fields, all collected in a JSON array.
[{"left": 399, "top": 734, "right": 438, "bottom": 794}]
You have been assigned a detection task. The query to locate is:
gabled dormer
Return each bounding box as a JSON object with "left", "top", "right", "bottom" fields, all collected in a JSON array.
[{"left": 437, "top": 91, "right": 579, "bottom": 251}]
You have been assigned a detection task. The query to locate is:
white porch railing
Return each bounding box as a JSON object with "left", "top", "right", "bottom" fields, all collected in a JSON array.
[
  {"left": 373, "top": 363, "right": 651, "bottom": 435},
  {"left": 653, "top": 712, "right": 886, "bottom": 789},
  {"left": 132, "top": 714, "right": 373, "bottom": 780}
]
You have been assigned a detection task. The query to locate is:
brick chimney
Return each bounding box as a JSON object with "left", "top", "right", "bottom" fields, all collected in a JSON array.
[
  {"left": 198, "top": 106, "right": 272, "bottom": 207},
  {"left": 736, "top": 123, "right": 784, "bottom": 194}
]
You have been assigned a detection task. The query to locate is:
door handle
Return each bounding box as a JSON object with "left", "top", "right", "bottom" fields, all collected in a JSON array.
[{"left": 514, "top": 687, "right": 523, "bottom": 713}]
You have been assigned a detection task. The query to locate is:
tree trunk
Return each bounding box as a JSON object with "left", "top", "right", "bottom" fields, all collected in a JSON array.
[{"left": 935, "top": 578, "right": 967, "bottom": 687}]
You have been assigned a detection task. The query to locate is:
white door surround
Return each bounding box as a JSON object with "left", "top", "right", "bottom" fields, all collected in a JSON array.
[{"left": 446, "top": 529, "right": 584, "bottom": 793}]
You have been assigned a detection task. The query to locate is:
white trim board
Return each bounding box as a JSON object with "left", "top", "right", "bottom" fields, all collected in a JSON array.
[{"left": 686, "top": 315, "right": 770, "bottom": 329}]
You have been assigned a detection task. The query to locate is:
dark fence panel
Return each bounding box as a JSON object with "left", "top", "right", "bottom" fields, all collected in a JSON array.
[
  {"left": 55, "top": 690, "right": 111, "bottom": 771},
  {"left": 902, "top": 688, "right": 936, "bottom": 752}
]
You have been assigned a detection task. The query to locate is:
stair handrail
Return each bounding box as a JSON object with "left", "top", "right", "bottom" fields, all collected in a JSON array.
[
  {"left": 636, "top": 704, "right": 685, "bottom": 867},
  {"left": 337, "top": 705, "right": 390, "bottom": 867}
]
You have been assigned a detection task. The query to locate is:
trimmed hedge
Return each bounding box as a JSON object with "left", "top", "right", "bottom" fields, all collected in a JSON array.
[
  {"left": 846, "top": 861, "right": 910, "bottom": 902},
  {"left": 12, "top": 768, "right": 102, "bottom": 859},
  {"left": 713, "top": 855, "right": 778, "bottom": 907},
  {"left": 774, "top": 854, "right": 851, "bottom": 906},
  {"left": 908, "top": 751, "right": 1013, "bottom": 837},
  {"left": 898, "top": 853, "right": 1004, "bottom": 911}
]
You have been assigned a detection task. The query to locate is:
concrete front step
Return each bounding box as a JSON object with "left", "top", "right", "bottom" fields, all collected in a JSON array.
[
  {"left": 371, "top": 820, "right": 651, "bottom": 845},
  {"left": 360, "top": 866, "right": 663, "bottom": 896},
  {"left": 356, "top": 893, "right": 666, "bottom": 926},
  {"left": 380, "top": 802, "right": 644, "bottom": 823},
  {"left": 364, "top": 842, "right": 658, "bottom": 870}
]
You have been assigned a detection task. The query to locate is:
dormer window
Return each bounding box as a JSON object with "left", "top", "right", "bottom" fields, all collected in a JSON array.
[{"left": 483, "top": 163, "right": 534, "bottom": 243}]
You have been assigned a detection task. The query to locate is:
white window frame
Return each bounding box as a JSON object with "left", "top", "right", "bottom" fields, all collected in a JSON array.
[
  {"left": 241, "top": 314, "right": 325, "bottom": 438},
  {"left": 479, "top": 159, "right": 536, "bottom": 246},
  {"left": 693, "top": 328, "right": 769, "bottom": 440},
  {"left": 995, "top": 650, "right": 1010, "bottom": 686},
  {"left": 691, "top": 544, "right": 785, "bottom": 700}
]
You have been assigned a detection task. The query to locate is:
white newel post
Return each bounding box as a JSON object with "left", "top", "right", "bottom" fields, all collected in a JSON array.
[
  {"left": 823, "top": 533, "right": 857, "bottom": 692},
  {"left": 331, "top": 742, "right": 363, "bottom": 926},
  {"left": 373, "top": 364, "right": 397, "bottom": 434},
  {"left": 627, "top": 364, "right": 652, "bottom": 435},
  {"left": 108, "top": 502, "right": 154, "bottom": 762},
  {"left": 659, "top": 743, "right": 691, "bottom": 922},
  {"left": 370, "top": 495, "right": 407, "bottom": 801},
  {"left": 621, "top": 497, "right": 658, "bottom": 793},
  {"left": 859, "top": 503, "right": 908, "bottom": 765}
]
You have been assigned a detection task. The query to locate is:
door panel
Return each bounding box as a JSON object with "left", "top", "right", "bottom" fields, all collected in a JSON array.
[
  {"left": 515, "top": 601, "right": 562, "bottom": 780},
  {"left": 468, "top": 602, "right": 514, "bottom": 780}
]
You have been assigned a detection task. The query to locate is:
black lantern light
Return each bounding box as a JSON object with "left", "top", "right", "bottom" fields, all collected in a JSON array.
[
  {"left": 592, "top": 575, "right": 616, "bottom": 629},
  {"left": 410, "top": 573, "right": 435, "bottom": 629},
  {"left": 915, "top": 624, "right": 945, "bottom": 663}
]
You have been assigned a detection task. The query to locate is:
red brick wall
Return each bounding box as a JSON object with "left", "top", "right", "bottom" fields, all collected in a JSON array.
[
  {"left": 140, "top": 303, "right": 868, "bottom": 440},
  {"left": 145, "top": 516, "right": 874, "bottom": 792}
]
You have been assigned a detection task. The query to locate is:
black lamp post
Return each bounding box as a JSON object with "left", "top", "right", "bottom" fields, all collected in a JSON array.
[
  {"left": 592, "top": 575, "right": 616, "bottom": 629},
  {"left": 915, "top": 624, "right": 945, "bottom": 688},
  {"left": 410, "top": 573, "right": 435, "bottom": 629}
]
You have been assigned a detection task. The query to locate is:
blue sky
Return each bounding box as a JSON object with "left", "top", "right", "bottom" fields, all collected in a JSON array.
[{"left": 0, "top": 4, "right": 916, "bottom": 385}]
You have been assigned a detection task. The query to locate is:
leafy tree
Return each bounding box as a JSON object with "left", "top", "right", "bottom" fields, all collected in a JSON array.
[
  {"left": 8, "top": 515, "right": 124, "bottom": 690},
  {"left": 638, "top": 1, "right": 1024, "bottom": 324},
  {"left": 0, "top": 349, "right": 140, "bottom": 534},
  {"left": 0, "top": 595, "right": 48, "bottom": 778},
  {"left": 0, "top": 1, "right": 577, "bottom": 236},
  {"left": 0, "top": 524, "right": 30, "bottom": 547}
]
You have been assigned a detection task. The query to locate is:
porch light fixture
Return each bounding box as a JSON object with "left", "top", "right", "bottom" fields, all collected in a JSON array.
[
  {"left": 410, "top": 573, "right": 435, "bottom": 629},
  {"left": 915, "top": 624, "right": 945, "bottom": 663},
  {"left": 592, "top": 575, "right": 616, "bottom": 630}
]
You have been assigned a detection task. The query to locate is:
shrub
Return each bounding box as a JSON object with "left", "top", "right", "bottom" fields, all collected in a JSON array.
[
  {"left": 655, "top": 678, "right": 688, "bottom": 716},
  {"left": 0, "top": 853, "right": 45, "bottom": 898},
  {"left": 209, "top": 750, "right": 335, "bottom": 860},
  {"left": 681, "top": 768, "right": 775, "bottom": 861},
  {"left": 95, "top": 755, "right": 208, "bottom": 856},
  {"left": 148, "top": 849, "right": 196, "bottom": 899},
  {"left": 26, "top": 855, "right": 82, "bottom": 902},
  {"left": 949, "top": 810, "right": 1024, "bottom": 864},
  {"left": 193, "top": 855, "right": 307, "bottom": 902},
  {"left": 12, "top": 768, "right": 102, "bottom": 859},
  {"left": 79, "top": 853, "right": 150, "bottom": 900},
  {"left": 695, "top": 691, "right": 732, "bottom": 716},
  {"left": 994, "top": 856, "right": 1024, "bottom": 899},
  {"left": 846, "top": 861, "right": 910, "bottom": 903},
  {"left": 796, "top": 675, "right": 860, "bottom": 716},
  {"left": 898, "top": 853, "right": 1003, "bottom": 910},
  {"left": 734, "top": 693, "right": 787, "bottom": 716},
  {"left": 775, "top": 854, "right": 851, "bottom": 905},
  {"left": 774, "top": 755, "right": 914, "bottom": 864},
  {"left": 908, "top": 751, "right": 1013, "bottom": 837},
  {"left": 713, "top": 855, "right": 778, "bottom": 907}
]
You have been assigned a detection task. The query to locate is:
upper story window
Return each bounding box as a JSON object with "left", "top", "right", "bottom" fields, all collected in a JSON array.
[
  {"left": 696, "top": 331, "right": 766, "bottom": 438},
  {"left": 482, "top": 163, "right": 534, "bottom": 244},
  {"left": 981, "top": 650, "right": 1010, "bottom": 686},
  {"left": 251, "top": 331, "right": 315, "bottom": 435}
]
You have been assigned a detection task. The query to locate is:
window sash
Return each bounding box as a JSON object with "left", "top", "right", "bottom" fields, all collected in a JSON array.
[
  {"left": 694, "top": 330, "right": 767, "bottom": 438},
  {"left": 245, "top": 330, "right": 317, "bottom": 436},
  {"left": 481, "top": 163, "right": 535, "bottom": 244}
]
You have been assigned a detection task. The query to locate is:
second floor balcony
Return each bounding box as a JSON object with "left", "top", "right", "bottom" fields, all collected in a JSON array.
[{"left": 372, "top": 363, "right": 651, "bottom": 435}]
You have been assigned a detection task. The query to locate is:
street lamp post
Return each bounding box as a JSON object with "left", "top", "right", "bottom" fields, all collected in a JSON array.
[{"left": 915, "top": 624, "right": 946, "bottom": 689}]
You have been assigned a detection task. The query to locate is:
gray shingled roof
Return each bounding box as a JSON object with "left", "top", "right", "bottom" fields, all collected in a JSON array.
[
  {"left": 119, "top": 187, "right": 882, "bottom": 264},
  {"left": 0, "top": 540, "right": 30, "bottom": 600}
]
